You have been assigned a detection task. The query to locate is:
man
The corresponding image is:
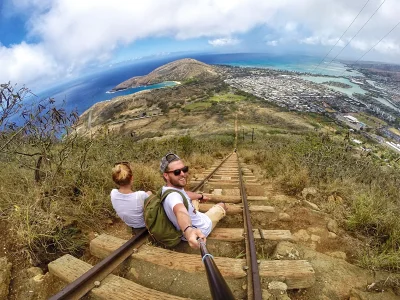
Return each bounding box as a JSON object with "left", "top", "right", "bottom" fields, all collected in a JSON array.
[{"left": 160, "top": 153, "right": 227, "bottom": 249}]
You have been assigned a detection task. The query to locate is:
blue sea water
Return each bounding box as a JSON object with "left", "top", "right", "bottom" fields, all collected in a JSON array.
[{"left": 32, "top": 53, "right": 360, "bottom": 115}]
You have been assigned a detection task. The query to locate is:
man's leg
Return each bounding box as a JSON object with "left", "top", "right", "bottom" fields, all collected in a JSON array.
[{"left": 205, "top": 203, "right": 226, "bottom": 231}]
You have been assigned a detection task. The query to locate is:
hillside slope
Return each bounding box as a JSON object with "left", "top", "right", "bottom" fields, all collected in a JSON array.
[{"left": 111, "top": 58, "right": 219, "bottom": 91}]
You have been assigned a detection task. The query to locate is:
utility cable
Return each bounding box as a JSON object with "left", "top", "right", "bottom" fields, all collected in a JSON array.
[
  {"left": 313, "top": 0, "right": 370, "bottom": 73},
  {"left": 321, "top": 0, "right": 387, "bottom": 73},
  {"left": 339, "top": 20, "right": 400, "bottom": 76}
]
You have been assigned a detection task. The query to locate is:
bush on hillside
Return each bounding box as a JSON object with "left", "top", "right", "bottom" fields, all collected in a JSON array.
[
  {"left": 278, "top": 168, "right": 310, "bottom": 196},
  {"left": 239, "top": 126, "right": 400, "bottom": 271}
]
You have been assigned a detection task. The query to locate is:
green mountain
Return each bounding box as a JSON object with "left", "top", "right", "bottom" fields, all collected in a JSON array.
[{"left": 111, "top": 58, "right": 219, "bottom": 92}]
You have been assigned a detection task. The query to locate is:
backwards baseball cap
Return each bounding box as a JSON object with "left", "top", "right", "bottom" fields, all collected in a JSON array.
[{"left": 160, "top": 153, "right": 181, "bottom": 173}]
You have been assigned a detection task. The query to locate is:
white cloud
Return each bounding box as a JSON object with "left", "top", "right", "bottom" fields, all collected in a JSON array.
[
  {"left": 285, "top": 22, "right": 297, "bottom": 32},
  {"left": 3, "top": 0, "right": 282, "bottom": 87},
  {"left": 350, "top": 40, "right": 371, "bottom": 52},
  {"left": 300, "top": 36, "right": 319, "bottom": 45},
  {"left": 208, "top": 38, "right": 241, "bottom": 47},
  {"left": 300, "top": 36, "right": 347, "bottom": 47},
  {"left": 323, "top": 38, "right": 346, "bottom": 48},
  {"left": 0, "top": 42, "right": 59, "bottom": 86},
  {"left": 375, "top": 40, "right": 400, "bottom": 54},
  {"left": 1, "top": 0, "right": 400, "bottom": 88}
]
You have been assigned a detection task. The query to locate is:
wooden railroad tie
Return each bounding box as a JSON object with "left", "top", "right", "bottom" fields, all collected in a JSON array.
[
  {"left": 49, "top": 255, "right": 186, "bottom": 300},
  {"left": 198, "top": 203, "right": 275, "bottom": 214},
  {"left": 89, "top": 234, "right": 315, "bottom": 290}
]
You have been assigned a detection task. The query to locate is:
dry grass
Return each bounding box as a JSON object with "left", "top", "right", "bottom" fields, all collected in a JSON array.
[
  {"left": 0, "top": 131, "right": 234, "bottom": 264},
  {"left": 1, "top": 94, "right": 399, "bottom": 271}
]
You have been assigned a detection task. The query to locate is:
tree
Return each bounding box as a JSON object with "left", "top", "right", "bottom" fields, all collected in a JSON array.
[
  {"left": 0, "top": 82, "right": 30, "bottom": 131},
  {"left": 1, "top": 82, "right": 79, "bottom": 183},
  {"left": 159, "top": 101, "right": 169, "bottom": 114}
]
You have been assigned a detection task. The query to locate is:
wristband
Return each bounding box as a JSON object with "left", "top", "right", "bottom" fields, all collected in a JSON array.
[
  {"left": 183, "top": 225, "right": 197, "bottom": 233},
  {"left": 199, "top": 194, "right": 204, "bottom": 201}
]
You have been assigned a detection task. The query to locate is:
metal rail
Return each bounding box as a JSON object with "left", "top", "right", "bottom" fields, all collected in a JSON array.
[
  {"left": 48, "top": 228, "right": 148, "bottom": 300},
  {"left": 191, "top": 152, "right": 233, "bottom": 192},
  {"left": 237, "top": 153, "right": 263, "bottom": 300}
]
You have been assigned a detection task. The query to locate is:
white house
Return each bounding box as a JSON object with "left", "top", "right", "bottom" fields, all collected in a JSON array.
[{"left": 344, "top": 115, "right": 359, "bottom": 123}]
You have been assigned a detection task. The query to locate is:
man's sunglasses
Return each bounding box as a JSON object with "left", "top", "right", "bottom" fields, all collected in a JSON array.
[
  {"left": 114, "top": 161, "right": 130, "bottom": 167},
  {"left": 166, "top": 166, "right": 189, "bottom": 176}
]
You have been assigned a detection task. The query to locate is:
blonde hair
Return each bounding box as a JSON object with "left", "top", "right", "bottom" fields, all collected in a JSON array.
[{"left": 112, "top": 163, "right": 133, "bottom": 186}]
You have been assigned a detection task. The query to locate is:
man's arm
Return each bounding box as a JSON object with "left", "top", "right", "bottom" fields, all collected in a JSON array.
[{"left": 173, "top": 203, "right": 206, "bottom": 248}]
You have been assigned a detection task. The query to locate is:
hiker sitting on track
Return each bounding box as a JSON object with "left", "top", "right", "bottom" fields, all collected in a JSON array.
[
  {"left": 111, "top": 161, "right": 152, "bottom": 235},
  {"left": 160, "top": 153, "right": 227, "bottom": 249}
]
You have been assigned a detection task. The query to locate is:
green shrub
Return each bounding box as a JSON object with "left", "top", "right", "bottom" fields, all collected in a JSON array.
[
  {"left": 131, "top": 163, "right": 164, "bottom": 192},
  {"left": 278, "top": 167, "right": 310, "bottom": 196}
]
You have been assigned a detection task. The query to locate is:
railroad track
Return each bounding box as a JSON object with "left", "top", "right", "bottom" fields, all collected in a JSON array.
[{"left": 48, "top": 152, "right": 315, "bottom": 299}]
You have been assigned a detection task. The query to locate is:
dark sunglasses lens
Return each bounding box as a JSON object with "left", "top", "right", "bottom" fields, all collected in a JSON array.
[{"left": 173, "top": 166, "right": 189, "bottom": 176}]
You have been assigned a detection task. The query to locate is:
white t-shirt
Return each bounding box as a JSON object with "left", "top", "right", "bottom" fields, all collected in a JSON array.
[
  {"left": 162, "top": 186, "right": 212, "bottom": 237},
  {"left": 110, "top": 189, "right": 149, "bottom": 228}
]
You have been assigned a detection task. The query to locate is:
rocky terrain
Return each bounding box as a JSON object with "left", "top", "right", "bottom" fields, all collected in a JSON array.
[{"left": 111, "top": 58, "right": 219, "bottom": 91}]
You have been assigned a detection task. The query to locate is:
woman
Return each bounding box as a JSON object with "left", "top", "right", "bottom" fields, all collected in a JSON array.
[{"left": 111, "top": 161, "right": 152, "bottom": 234}]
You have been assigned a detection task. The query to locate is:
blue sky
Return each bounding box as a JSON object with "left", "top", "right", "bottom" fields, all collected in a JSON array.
[{"left": 1, "top": 0, "right": 400, "bottom": 89}]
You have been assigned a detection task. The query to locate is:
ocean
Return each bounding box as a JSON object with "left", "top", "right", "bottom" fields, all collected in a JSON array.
[{"left": 33, "top": 53, "right": 362, "bottom": 115}]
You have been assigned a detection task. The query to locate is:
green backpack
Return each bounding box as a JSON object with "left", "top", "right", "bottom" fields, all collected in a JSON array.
[{"left": 144, "top": 188, "right": 189, "bottom": 247}]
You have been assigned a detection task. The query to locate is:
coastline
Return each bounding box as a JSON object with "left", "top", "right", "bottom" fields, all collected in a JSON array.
[
  {"left": 105, "top": 81, "right": 179, "bottom": 96},
  {"left": 44, "top": 53, "right": 400, "bottom": 116}
]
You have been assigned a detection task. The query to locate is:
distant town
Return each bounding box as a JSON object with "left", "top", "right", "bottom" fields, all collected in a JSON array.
[
  {"left": 219, "top": 65, "right": 400, "bottom": 154},
  {"left": 222, "top": 67, "right": 361, "bottom": 114}
]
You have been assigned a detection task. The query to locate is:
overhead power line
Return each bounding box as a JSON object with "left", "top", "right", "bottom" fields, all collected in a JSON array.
[
  {"left": 343, "top": 20, "right": 400, "bottom": 73},
  {"left": 321, "top": 0, "right": 387, "bottom": 73},
  {"left": 313, "top": 0, "right": 370, "bottom": 73}
]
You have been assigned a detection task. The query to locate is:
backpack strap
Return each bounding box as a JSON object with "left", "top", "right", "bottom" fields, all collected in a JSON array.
[{"left": 161, "top": 189, "right": 189, "bottom": 210}]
